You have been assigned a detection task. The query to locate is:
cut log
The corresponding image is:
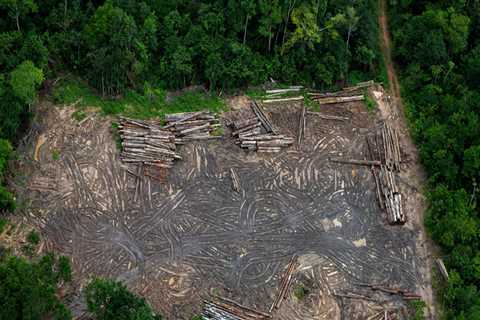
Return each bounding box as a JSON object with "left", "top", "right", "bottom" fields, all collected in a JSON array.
[
  {"left": 262, "top": 96, "right": 304, "bottom": 103},
  {"left": 307, "top": 111, "right": 349, "bottom": 121},
  {"left": 330, "top": 158, "right": 381, "bottom": 166},
  {"left": 313, "top": 95, "right": 364, "bottom": 105}
]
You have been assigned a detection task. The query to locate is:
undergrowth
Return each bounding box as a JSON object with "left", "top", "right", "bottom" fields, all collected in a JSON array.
[{"left": 53, "top": 77, "right": 226, "bottom": 119}]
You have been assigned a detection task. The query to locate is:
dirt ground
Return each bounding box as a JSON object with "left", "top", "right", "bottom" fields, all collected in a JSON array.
[{"left": 9, "top": 88, "right": 433, "bottom": 320}]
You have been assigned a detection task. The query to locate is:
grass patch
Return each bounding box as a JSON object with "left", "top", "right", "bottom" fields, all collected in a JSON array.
[
  {"left": 72, "top": 110, "right": 87, "bottom": 122},
  {"left": 51, "top": 149, "right": 60, "bottom": 161},
  {"left": 407, "top": 300, "right": 426, "bottom": 320},
  {"left": 27, "top": 230, "right": 40, "bottom": 245},
  {"left": 110, "top": 123, "right": 122, "bottom": 151},
  {"left": 53, "top": 77, "right": 226, "bottom": 120},
  {"left": 293, "top": 284, "right": 309, "bottom": 300},
  {"left": 364, "top": 91, "right": 377, "bottom": 112},
  {"left": 0, "top": 217, "right": 7, "bottom": 234}
]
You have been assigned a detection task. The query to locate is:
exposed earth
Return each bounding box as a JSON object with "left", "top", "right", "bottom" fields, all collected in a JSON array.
[{"left": 9, "top": 84, "right": 433, "bottom": 319}]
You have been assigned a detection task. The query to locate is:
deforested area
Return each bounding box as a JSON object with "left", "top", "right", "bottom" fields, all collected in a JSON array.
[{"left": 0, "top": 0, "right": 477, "bottom": 319}]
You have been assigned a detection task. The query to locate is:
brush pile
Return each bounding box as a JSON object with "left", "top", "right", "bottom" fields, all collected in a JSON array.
[
  {"left": 231, "top": 101, "right": 293, "bottom": 153},
  {"left": 163, "top": 110, "right": 221, "bottom": 143},
  {"left": 118, "top": 117, "right": 180, "bottom": 169}
]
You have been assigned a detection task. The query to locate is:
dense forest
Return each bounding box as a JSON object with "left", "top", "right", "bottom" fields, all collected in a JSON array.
[{"left": 389, "top": 0, "right": 480, "bottom": 318}]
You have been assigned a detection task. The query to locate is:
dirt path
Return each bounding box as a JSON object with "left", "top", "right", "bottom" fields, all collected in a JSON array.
[
  {"left": 379, "top": 0, "right": 402, "bottom": 108},
  {"left": 378, "top": 1, "right": 438, "bottom": 318}
]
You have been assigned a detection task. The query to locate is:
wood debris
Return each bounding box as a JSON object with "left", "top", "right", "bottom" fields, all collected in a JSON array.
[
  {"left": 230, "top": 168, "right": 241, "bottom": 192},
  {"left": 297, "top": 105, "right": 306, "bottom": 145},
  {"left": 203, "top": 297, "right": 271, "bottom": 320},
  {"left": 270, "top": 255, "right": 298, "bottom": 312}
]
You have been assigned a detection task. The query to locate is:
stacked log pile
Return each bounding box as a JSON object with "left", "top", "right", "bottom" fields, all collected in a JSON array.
[
  {"left": 365, "top": 122, "right": 405, "bottom": 224},
  {"left": 203, "top": 297, "right": 271, "bottom": 320},
  {"left": 269, "top": 255, "right": 298, "bottom": 312},
  {"left": 163, "top": 110, "right": 221, "bottom": 143},
  {"left": 307, "top": 80, "right": 374, "bottom": 105},
  {"left": 262, "top": 86, "right": 304, "bottom": 104},
  {"left": 230, "top": 101, "right": 293, "bottom": 153},
  {"left": 118, "top": 117, "right": 180, "bottom": 170},
  {"left": 378, "top": 166, "right": 405, "bottom": 224}
]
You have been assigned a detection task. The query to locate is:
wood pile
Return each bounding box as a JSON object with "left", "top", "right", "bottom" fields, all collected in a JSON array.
[
  {"left": 230, "top": 101, "right": 293, "bottom": 153},
  {"left": 262, "top": 86, "right": 304, "bottom": 104},
  {"left": 307, "top": 81, "right": 374, "bottom": 105},
  {"left": 203, "top": 297, "right": 271, "bottom": 320},
  {"left": 377, "top": 165, "right": 405, "bottom": 224},
  {"left": 118, "top": 117, "right": 180, "bottom": 170},
  {"left": 269, "top": 255, "right": 298, "bottom": 312},
  {"left": 163, "top": 110, "right": 222, "bottom": 143},
  {"left": 380, "top": 122, "right": 401, "bottom": 172}
]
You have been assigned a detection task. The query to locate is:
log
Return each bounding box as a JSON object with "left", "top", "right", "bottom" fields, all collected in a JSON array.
[
  {"left": 342, "top": 80, "right": 374, "bottom": 92},
  {"left": 265, "top": 88, "right": 301, "bottom": 94},
  {"left": 330, "top": 158, "right": 381, "bottom": 166},
  {"left": 232, "top": 123, "right": 261, "bottom": 136},
  {"left": 230, "top": 168, "right": 241, "bottom": 192},
  {"left": 233, "top": 117, "right": 258, "bottom": 130},
  {"left": 178, "top": 123, "right": 211, "bottom": 136},
  {"left": 306, "top": 111, "right": 349, "bottom": 121},
  {"left": 313, "top": 95, "right": 364, "bottom": 105},
  {"left": 262, "top": 96, "right": 304, "bottom": 103},
  {"left": 436, "top": 258, "right": 449, "bottom": 280},
  {"left": 251, "top": 101, "right": 276, "bottom": 134}
]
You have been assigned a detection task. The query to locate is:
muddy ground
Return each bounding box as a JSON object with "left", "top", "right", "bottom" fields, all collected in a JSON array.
[{"left": 10, "top": 86, "right": 432, "bottom": 319}]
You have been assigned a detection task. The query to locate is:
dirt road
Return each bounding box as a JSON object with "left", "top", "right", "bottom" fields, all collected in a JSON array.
[{"left": 378, "top": 1, "right": 438, "bottom": 318}]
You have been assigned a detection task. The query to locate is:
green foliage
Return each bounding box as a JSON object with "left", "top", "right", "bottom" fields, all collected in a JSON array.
[
  {"left": 390, "top": 0, "right": 480, "bottom": 317},
  {"left": 0, "top": 217, "right": 7, "bottom": 233},
  {"left": 51, "top": 149, "right": 60, "bottom": 161},
  {"left": 191, "top": 316, "right": 203, "bottom": 320},
  {"left": 364, "top": 93, "right": 377, "bottom": 112},
  {"left": 9, "top": 60, "right": 44, "bottom": 104},
  {"left": 293, "top": 284, "right": 309, "bottom": 300},
  {"left": 53, "top": 78, "right": 226, "bottom": 119},
  {"left": 0, "top": 253, "right": 72, "bottom": 320},
  {"left": 72, "top": 110, "right": 87, "bottom": 122},
  {"left": 85, "top": 278, "right": 162, "bottom": 320},
  {"left": 408, "top": 300, "right": 426, "bottom": 320},
  {"left": 26, "top": 229, "right": 40, "bottom": 245}
]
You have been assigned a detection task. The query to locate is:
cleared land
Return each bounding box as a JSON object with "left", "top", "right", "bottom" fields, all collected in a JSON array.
[{"left": 12, "top": 86, "right": 431, "bottom": 319}]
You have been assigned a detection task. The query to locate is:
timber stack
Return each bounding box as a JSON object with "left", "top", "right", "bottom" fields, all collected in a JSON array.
[
  {"left": 230, "top": 101, "right": 293, "bottom": 153},
  {"left": 261, "top": 86, "right": 304, "bottom": 104},
  {"left": 365, "top": 122, "right": 405, "bottom": 224},
  {"left": 118, "top": 117, "right": 180, "bottom": 170},
  {"left": 378, "top": 165, "right": 405, "bottom": 224},
  {"left": 307, "top": 80, "right": 374, "bottom": 105},
  {"left": 163, "top": 110, "right": 222, "bottom": 143}
]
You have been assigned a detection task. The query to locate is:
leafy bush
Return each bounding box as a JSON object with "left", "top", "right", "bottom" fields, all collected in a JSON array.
[
  {"left": 85, "top": 278, "right": 162, "bottom": 320},
  {"left": 0, "top": 254, "right": 72, "bottom": 320}
]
